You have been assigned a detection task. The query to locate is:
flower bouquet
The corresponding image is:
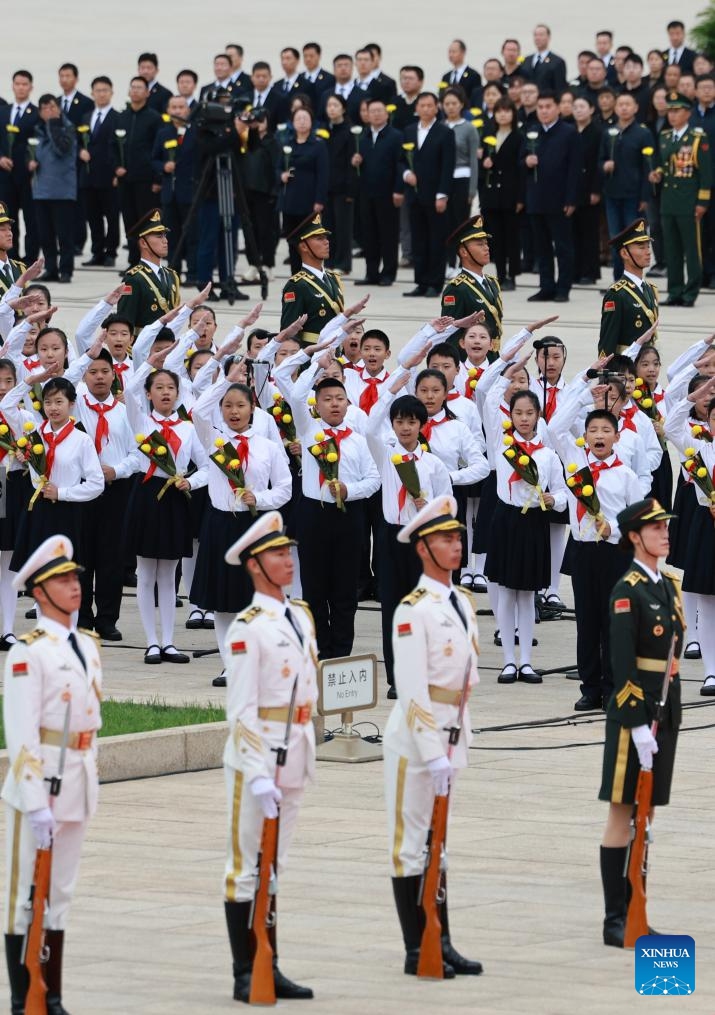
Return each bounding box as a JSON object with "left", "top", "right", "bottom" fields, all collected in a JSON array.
[
  {"left": 76, "top": 124, "right": 90, "bottom": 173},
  {"left": 211, "top": 437, "right": 255, "bottom": 515},
  {"left": 309, "top": 430, "right": 344, "bottom": 510},
  {"left": 391, "top": 453, "right": 424, "bottom": 518},
  {"left": 0, "top": 418, "right": 18, "bottom": 460},
  {"left": 16, "top": 422, "right": 48, "bottom": 509},
  {"left": 27, "top": 137, "right": 39, "bottom": 170},
  {"left": 502, "top": 433, "right": 546, "bottom": 511},
  {"left": 270, "top": 393, "right": 299, "bottom": 459},
  {"left": 163, "top": 138, "right": 178, "bottom": 166},
  {"left": 135, "top": 431, "right": 190, "bottom": 500},
  {"left": 282, "top": 145, "right": 293, "bottom": 174},
  {"left": 683, "top": 447, "right": 715, "bottom": 520},
  {"left": 607, "top": 125, "right": 620, "bottom": 159},
  {"left": 402, "top": 142, "right": 416, "bottom": 191},
  {"left": 481, "top": 135, "right": 497, "bottom": 186},
  {"left": 386, "top": 103, "right": 397, "bottom": 124},
  {"left": 690, "top": 421, "right": 712, "bottom": 443},
  {"left": 5, "top": 124, "right": 19, "bottom": 157},
  {"left": 565, "top": 463, "right": 608, "bottom": 538},
  {"left": 632, "top": 376, "right": 665, "bottom": 448}
]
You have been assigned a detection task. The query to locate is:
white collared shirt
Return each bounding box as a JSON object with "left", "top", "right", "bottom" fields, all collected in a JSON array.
[
  {"left": 73, "top": 391, "right": 142, "bottom": 480},
  {"left": 417, "top": 119, "right": 436, "bottom": 149},
  {"left": 91, "top": 106, "right": 108, "bottom": 130},
  {"left": 11, "top": 101, "right": 29, "bottom": 122},
  {"left": 140, "top": 257, "right": 163, "bottom": 278},
  {"left": 420, "top": 573, "right": 456, "bottom": 602},
  {"left": 301, "top": 262, "right": 325, "bottom": 282},
  {"left": 623, "top": 269, "right": 644, "bottom": 290},
  {"left": 634, "top": 559, "right": 661, "bottom": 583},
  {"left": 61, "top": 91, "right": 77, "bottom": 111},
  {"left": 449, "top": 65, "right": 467, "bottom": 83},
  {"left": 296, "top": 416, "right": 380, "bottom": 504}
]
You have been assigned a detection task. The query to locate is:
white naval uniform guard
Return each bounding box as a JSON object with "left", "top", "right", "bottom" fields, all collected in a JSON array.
[
  {"left": 221, "top": 511, "right": 315, "bottom": 1003},
  {"left": 2, "top": 536, "right": 102, "bottom": 1015},
  {"left": 383, "top": 497, "right": 483, "bottom": 980}
]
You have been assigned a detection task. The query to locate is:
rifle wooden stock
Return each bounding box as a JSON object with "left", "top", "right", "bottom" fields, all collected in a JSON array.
[
  {"left": 624, "top": 767, "right": 653, "bottom": 948},
  {"left": 417, "top": 793, "right": 449, "bottom": 979},
  {"left": 25, "top": 846, "right": 51, "bottom": 1015},
  {"left": 249, "top": 815, "right": 279, "bottom": 1006}
]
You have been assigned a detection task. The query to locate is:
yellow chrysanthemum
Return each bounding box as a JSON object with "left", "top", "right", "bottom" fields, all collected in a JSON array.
[
  {"left": 567, "top": 463, "right": 577, "bottom": 474},
  {"left": 326, "top": 451, "right": 338, "bottom": 463},
  {"left": 582, "top": 484, "right": 594, "bottom": 497}
]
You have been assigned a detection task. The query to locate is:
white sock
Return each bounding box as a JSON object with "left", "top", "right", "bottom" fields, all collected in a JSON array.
[
  {"left": 496, "top": 587, "right": 517, "bottom": 666},
  {"left": 516, "top": 590, "right": 536, "bottom": 665},
  {"left": 697, "top": 596, "right": 715, "bottom": 676},
  {"left": 136, "top": 557, "right": 159, "bottom": 646},
  {"left": 214, "top": 611, "right": 234, "bottom": 670},
  {"left": 157, "top": 558, "right": 179, "bottom": 647},
  {"left": 486, "top": 579, "right": 500, "bottom": 623},
  {"left": 182, "top": 541, "right": 198, "bottom": 612},
  {"left": 682, "top": 591, "right": 699, "bottom": 643},
  {"left": 465, "top": 496, "right": 479, "bottom": 559},
  {"left": 0, "top": 550, "right": 18, "bottom": 635},
  {"left": 475, "top": 552, "right": 487, "bottom": 577},
  {"left": 547, "top": 523, "right": 568, "bottom": 597}
]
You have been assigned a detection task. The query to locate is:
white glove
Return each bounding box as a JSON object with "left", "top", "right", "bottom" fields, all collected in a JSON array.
[
  {"left": 250, "top": 777, "right": 283, "bottom": 818},
  {"left": 631, "top": 725, "right": 659, "bottom": 771},
  {"left": 426, "top": 756, "right": 452, "bottom": 796},
  {"left": 28, "top": 807, "right": 56, "bottom": 849}
]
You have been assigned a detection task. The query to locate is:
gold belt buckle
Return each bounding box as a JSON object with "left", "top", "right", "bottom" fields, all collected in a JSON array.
[{"left": 76, "top": 731, "right": 93, "bottom": 750}]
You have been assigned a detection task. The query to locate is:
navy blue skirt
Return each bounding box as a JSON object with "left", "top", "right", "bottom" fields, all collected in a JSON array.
[
  {"left": 11, "top": 498, "right": 87, "bottom": 572},
  {"left": 682, "top": 503, "right": 715, "bottom": 595},
  {"left": 190, "top": 503, "right": 258, "bottom": 613},
  {"left": 485, "top": 500, "right": 551, "bottom": 591},
  {"left": 125, "top": 475, "right": 194, "bottom": 560},
  {"left": 473, "top": 470, "right": 498, "bottom": 553},
  {"left": 0, "top": 470, "right": 33, "bottom": 551},
  {"left": 667, "top": 476, "right": 696, "bottom": 569}
]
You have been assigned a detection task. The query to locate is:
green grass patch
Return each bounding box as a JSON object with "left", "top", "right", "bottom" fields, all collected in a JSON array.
[{"left": 0, "top": 696, "right": 225, "bottom": 749}]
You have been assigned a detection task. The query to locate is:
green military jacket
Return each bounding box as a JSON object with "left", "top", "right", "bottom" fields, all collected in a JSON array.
[
  {"left": 116, "top": 262, "right": 181, "bottom": 332},
  {"left": 606, "top": 563, "right": 684, "bottom": 729},
  {"left": 279, "top": 268, "right": 344, "bottom": 344},
  {"left": 0, "top": 258, "right": 26, "bottom": 298},
  {"left": 598, "top": 276, "right": 659, "bottom": 356},
  {"left": 440, "top": 270, "right": 503, "bottom": 344},
  {"left": 657, "top": 125, "right": 712, "bottom": 215}
]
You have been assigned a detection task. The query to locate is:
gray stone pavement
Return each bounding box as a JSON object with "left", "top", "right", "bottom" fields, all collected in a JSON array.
[{"left": 1, "top": 262, "right": 714, "bottom": 1011}]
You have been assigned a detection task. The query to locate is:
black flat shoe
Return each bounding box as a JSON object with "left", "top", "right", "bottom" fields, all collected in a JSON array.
[
  {"left": 25, "top": 606, "right": 37, "bottom": 620},
  {"left": 700, "top": 676, "right": 715, "bottom": 696},
  {"left": 498, "top": 663, "right": 518, "bottom": 684},
  {"left": 354, "top": 277, "right": 378, "bottom": 285},
  {"left": 144, "top": 644, "right": 162, "bottom": 665},
  {"left": 424, "top": 286, "right": 441, "bottom": 297},
  {"left": 574, "top": 694, "right": 602, "bottom": 711},
  {"left": 212, "top": 671, "right": 227, "bottom": 687},
  {"left": 518, "top": 665, "right": 543, "bottom": 684},
  {"left": 684, "top": 641, "right": 701, "bottom": 659},
  {"left": 161, "top": 645, "right": 190, "bottom": 663},
  {"left": 472, "top": 574, "right": 487, "bottom": 593},
  {"left": 0, "top": 634, "right": 17, "bottom": 651},
  {"left": 202, "top": 612, "right": 215, "bottom": 629},
  {"left": 403, "top": 286, "right": 427, "bottom": 297},
  {"left": 186, "top": 609, "right": 204, "bottom": 630},
  {"left": 96, "top": 627, "right": 122, "bottom": 641},
  {"left": 526, "top": 291, "right": 554, "bottom": 302}
]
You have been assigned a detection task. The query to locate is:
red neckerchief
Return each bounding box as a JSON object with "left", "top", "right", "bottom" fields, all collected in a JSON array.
[
  {"left": 113, "top": 362, "right": 130, "bottom": 390},
  {"left": 543, "top": 384, "right": 559, "bottom": 423},
  {"left": 655, "top": 388, "right": 664, "bottom": 405},
  {"left": 23, "top": 357, "right": 40, "bottom": 372},
  {"left": 41, "top": 419, "right": 75, "bottom": 479},
  {"left": 395, "top": 451, "right": 417, "bottom": 516},
  {"left": 508, "top": 438, "right": 542, "bottom": 499},
  {"left": 421, "top": 413, "right": 449, "bottom": 444},
  {"left": 446, "top": 392, "right": 461, "bottom": 402},
  {"left": 145, "top": 414, "right": 182, "bottom": 481},
  {"left": 576, "top": 454, "right": 623, "bottom": 521},
  {"left": 358, "top": 372, "right": 386, "bottom": 414},
  {"left": 464, "top": 365, "right": 484, "bottom": 400},
  {"left": 233, "top": 433, "right": 249, "bottom": 470},
  {"left": 83, "top": 395, "right": 118, "bottom": 454},
  {"left": 620, "top": 405, "right": 639, "bottom": 432},
  {"left": 319, "top": 426, "right": 353, "bottom": 487}
]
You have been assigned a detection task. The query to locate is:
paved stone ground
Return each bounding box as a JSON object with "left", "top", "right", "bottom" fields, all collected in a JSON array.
[{"left": 1, "top": 256, "right": 714, "bottom": 1012}]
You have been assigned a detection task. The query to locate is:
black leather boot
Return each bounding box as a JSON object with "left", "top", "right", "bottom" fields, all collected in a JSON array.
[
  {"left": 440, "top": 877, "right": 483, "bottom": 975},
  {"left": 272, "top": 958, "right": 314, "bottom": 999},
  {"left": 600, "top": 845, "right": 627, "bottom": 947},
  {"left": 44, "top": 930, "right": 71, "bottom": 1015},
  {"left": 4, "top": 934, "right": 28, "bottom": 1015},
  {"left": 224, "top": 901, "right": 253, "bottom": 1002},
  {"left": 391, "top": 876, "right": 455, "bottom": 978}
]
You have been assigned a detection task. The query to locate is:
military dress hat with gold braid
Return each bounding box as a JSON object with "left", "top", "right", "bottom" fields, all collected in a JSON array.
[
  {"left": 616, "top": 498, "right": 676, "bottom": 537},
  {"left": 0, "top": 202, "right": 15, "bottom": 225},
  {"left": 608, "top": 217, "right": 651, "bottom": 249},
  {"left": 446, "top": 214, "right": 492, "bottom": 248},
  {"left": 127, "top": 207, "right": 170, "bottom": 239},
  {"left": 665, "top": 91, "right": 693, "bottom": 110},
  {"left": 397, "top": 495, "right": 466, "bottom": 544},
  {"left": 12, "top": 535, "right": 84, "bottom": 591},
  {"left": 285, "top": 212, "right": 331, "bottom": 246},
  {"left": 225, "top": 510, "right": 297, "bottom": 565}
]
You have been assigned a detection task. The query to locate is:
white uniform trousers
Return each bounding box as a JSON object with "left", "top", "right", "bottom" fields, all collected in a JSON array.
[
  {"left": 4, "top": 804, "right": 88, "bottom": 933},
  {"left": 223, "top": 766, "right": 304, "bottom": 903},
  {"left": 384, "top": 747, "right": 457, "bottom": 878}
]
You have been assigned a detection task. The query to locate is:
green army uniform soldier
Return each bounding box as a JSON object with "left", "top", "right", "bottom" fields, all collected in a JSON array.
[
  {"left": 116, "top": 208, "right": 181, "bottom": 333},
  {"left": 441, "top": 217, "right": 503, "bottom": 350},
  {"left": 650, "top": 92, "right": 711, "bottom": 307},
  {"left": 598, "top": 218, "right": 659, "bottom": 356},
  {"left": 0, "top": 203, "right": 26, "bottom": 297},
  {"left": 598, "top": 498, "right": 684, "bottom": 948},
  {"left": 279, "top": 214, "right": 344, "bottom": 345}
]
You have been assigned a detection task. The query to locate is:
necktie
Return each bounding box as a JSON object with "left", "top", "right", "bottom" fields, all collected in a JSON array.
[
  {"left": 41, "top": 419, "right": 75, "bottom": 479},
  {"left": 255, "top": 94, "right": 262, "bottom": 109},
  {"left": 92, "top": 112, "right": 103, "bottom": 136},
  {"left": 359, "top": 375, "right": 384, "bottom": 414},
  {"left": 12, "top": 106, "right": 20, "bottom": 126},
  {"left": 283, "top": 80, "right": 290, "bottom": 93},
  {"left": 449, "top": 590, "right": 468, "bottom": 631},
  {"left": 535, "top": 54, "right": 542, "bottom": 67},
  {"left": 63, "top": 99, "right": 70, "bottom": 114},
  {"left": 68, "top": 632, "right": 86, "bottom": 671},
  {"left": 84, "top": 395, "right": 117, "bottom": 454},
  {"left": 451, "top": 71, "right": 458, "bottom": 84},
  {"left": 0, "top": 262, "right": 11, "bottom": 286},
  {"left": 284, "top": 606, "right": 304, "bottom": 646}
]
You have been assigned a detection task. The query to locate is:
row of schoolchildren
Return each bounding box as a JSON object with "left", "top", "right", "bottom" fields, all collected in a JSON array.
[{"left": 0, "top": 278, "right": 712, "bottom": 703}]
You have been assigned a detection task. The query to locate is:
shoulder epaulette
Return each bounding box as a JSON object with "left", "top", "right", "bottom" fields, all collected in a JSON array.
[
  {"left": 485, "top": 273, "right": 500, "bottom": 288},
  {"left": 236, "top": 605, "right": 264, "bottom": 623},
  {"left": 612, "top": 278, "right": 629, "bottom": 292},
  {"left": 693, "top": 126, "right": 705, "bottom": 135},
  {"left": 457, "top": 584, "right": 477, "bottom": 611},
  {"left": 661, "top": 568, "right": 683, "bottom": 588},
  {"left": 401, "top": 587, "right": 428, "bottom": 606},
  {"left": 18, "top": 628, "right": 47, "bottom": 645},
  {"left": 12, "top": 259, "right": 26, "bottom": 273},
  {"left": 125, "top": 264, "right": 146, "bottom": 276},
  {"left": 623, "top": 569, "right": 648, "bottom": 587},
  {"left": 78, "top": 627, "right": 101, "bottom": 641},
  {"left": 289, "top": 270, "right": 311, "bottom": 283}
]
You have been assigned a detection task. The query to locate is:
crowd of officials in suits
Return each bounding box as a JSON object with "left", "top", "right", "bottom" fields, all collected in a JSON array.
[{"left": 0, "top": 22, "right": 714, "bottom": 300}]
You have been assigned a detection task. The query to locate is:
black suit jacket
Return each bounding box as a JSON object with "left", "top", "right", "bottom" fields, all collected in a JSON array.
[
  {"left": 441, "top": 65, "right": 483, "bottom": 98},
  {"left": 662, "top": 47, "right": 696, "bottom": 74},
  {"left": 575, "top": 120, "right": 602, "bottom": 204},
  {"left": 521, "top": 52, "right": 568, "bottom": 92},
  {"left": 57, "top": 91, "right": 93, "bottom": 126},
  {"left": 273, "top": 78, "right": 317, "bottom": 122},
  {"left": 146, "top": 81, "right": 172, "bottom": 114},
  {"left": 198, "top": 80, "right": 242, "bottom": 102},
  {"left": 400, "top": 120, "right": 456, "bottom": 205},
  {"left": 0, "top": 103, "right": 40, "bottom": 184},
  {"left": 299, "top": 70, "right": 335, "bottom": 96},
  {"left": 479, "top": 128, "right": 523, "bottom": 210},
  {"left": 251, "top": 87, "right": 285, "bottom": 127},
  {"left": 522, "top": 118, "right": 582, "bottom": 213},
  {"left": 79, "top": 107, "right": 119, "bottom": 189},
  {"left": 357, "top": 123, "right": 404, "bottom": 198}
]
